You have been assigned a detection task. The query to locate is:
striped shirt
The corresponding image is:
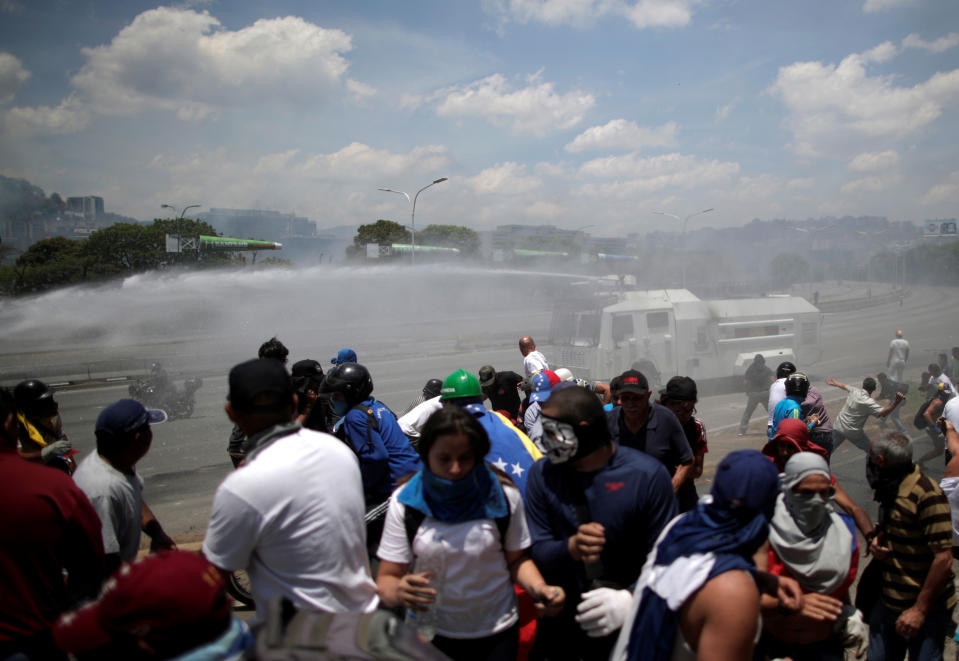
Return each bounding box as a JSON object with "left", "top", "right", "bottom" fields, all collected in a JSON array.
[{"left": 880, "top": 466, "right": 956, "bottom": 612}]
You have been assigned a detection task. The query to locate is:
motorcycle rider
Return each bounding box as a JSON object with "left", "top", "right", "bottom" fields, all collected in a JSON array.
[{"left": 13, "top": 379, "right": 75, "bottom": 474}]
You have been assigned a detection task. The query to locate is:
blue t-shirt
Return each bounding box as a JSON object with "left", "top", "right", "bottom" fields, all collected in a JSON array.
[
  {"left": 342, "top": 398, "right": 421, "bottom": 499},
  {"left": 769, "top": 397, "right": 802, "bottom": 439},
  {"left": 606, "top": 403, "right": 692, "bottom": 475},
  {"left": 525, "top": 446, "right": 677, "bottom": 656}
]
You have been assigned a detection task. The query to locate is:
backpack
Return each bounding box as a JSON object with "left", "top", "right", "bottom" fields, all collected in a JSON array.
[{"left": 254, "top": 597, "right": 449, "bottom": 661}]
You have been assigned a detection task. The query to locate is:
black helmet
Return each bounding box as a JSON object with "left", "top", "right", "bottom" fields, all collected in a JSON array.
[
  {"left": 320, "top": 363, "right": 373, "bottom": 405},
  {"left": 14, "top": 379, "right": 56, "bottom": 417},
  {"left": 776, "top": 361, "right": 797, "bottom": 379},
  {"left": 423, "top": 378, "right": 443, "bottom": 399},
  {"left": 784, "top": 372, "right": 809, "bottom": 399}
]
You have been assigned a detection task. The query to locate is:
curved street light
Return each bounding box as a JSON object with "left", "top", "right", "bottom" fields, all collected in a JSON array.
[
  {"left": 378, "top": 177, "right": 448, "bottom": 265},
  {"left": 652, "top": 207, "right": 713, "bottom": 289},
  {"left": 161, "top": 203, "right": 201, "bottom": 256}
]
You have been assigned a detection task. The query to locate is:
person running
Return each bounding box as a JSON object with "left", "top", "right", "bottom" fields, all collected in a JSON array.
[
  {"left": 376, "top": 406, "right": 564, "bottom": 661},
  {"left": 519, "top": 336, "right": 549, "bottom": 378},
  {"left": 739, "top": 354, "right": 773, "bottom": 436},
  {"left": 826, "top": 376, "right": 904, "bottom": 456}
]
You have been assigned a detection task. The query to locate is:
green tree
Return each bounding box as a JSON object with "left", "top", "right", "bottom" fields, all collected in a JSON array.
[
  {"left": 769, "top": 252, "right": 810, "bottom": 288},
  {"left": 348, "top": 219, "right": 411, "bottom": 258},
  {"left": 12, "top": 236, "right": 84, "bottom": 293},
  {"left": 81, "top": 223, "right": 160, "bottom": 277},
  {"left": 417, "top": 224, "right": 480, "bottom": 255}
]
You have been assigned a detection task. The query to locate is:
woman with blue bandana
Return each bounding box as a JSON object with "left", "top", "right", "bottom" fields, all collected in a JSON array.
[
  {"left": 376, "top": 406, "right": 564, "bottom": 660},
  {"left": 611, "top": 449, "right": 804, "bottom": 661}
]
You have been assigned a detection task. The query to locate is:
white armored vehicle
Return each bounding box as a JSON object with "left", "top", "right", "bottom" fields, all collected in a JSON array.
[{"left": 546, "top": 288, "right": 822, "bottom": 388}]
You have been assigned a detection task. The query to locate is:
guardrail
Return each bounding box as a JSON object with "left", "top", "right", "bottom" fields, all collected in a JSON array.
[{"left": 813, "top": 288, "right": 908, "bottom": 313}]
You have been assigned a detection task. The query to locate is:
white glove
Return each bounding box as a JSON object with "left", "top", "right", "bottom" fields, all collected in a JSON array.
[
  {"left": 842, "top": 608, "right": 868, "bottom": 658},
  {"left": 574, "top": 587, "right": 632, "bottom": 638},
  {"left": 41, "top": 439, "right": 72, "bottom": 462}
]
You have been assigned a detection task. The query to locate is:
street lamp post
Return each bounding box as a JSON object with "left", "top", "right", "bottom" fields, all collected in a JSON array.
[
  {"left": 652, "top": 207, "right": 713, "bottom": 289},
  {"left": 161, "top": 203, "right": 201, "bottom": 258},
  {"left": 378, "top": 177, "right": 448, "bottom": 265}
]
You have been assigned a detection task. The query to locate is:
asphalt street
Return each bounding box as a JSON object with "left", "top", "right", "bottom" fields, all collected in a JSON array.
[{"left": 4, "top": 274, "right": 958, "bottom": 539}]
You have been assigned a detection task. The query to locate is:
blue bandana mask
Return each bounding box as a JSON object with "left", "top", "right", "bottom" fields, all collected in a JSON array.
[
  {"left": 331, "top": 399, "right": 350, "bottom": 416},
  {"left": 399, "top": 463, "right": 508, "bottom": 524}
]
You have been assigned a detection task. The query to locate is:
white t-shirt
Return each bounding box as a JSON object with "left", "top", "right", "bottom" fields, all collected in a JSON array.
[
  {"left": 73, "top": 451, "right": 143, "bottom": 561},
  {"left": 939, "top": 477, "right": 959, "bottom": 547},
  {"left": 767, "top": 378, "right": 786, "bottom": 426},
  {"left": 834, "top": 387, "right": 884, "bottom": 437},
  {"left": 945, "top": 397, "right": 959, "bottom": 429},
  {"left": 398, "top": 396, "right": 443, "bottom": 439},
  {"left": 203, "top": 428, "right": 378, "bottom": 622},
  {"left": 523, "top": 351, "right": 549, "bottom": 378},
  {"left": 377, "top": 483, "right": 531, "bottom": 639},
  {"left": 889, "top": 338, "right": 910, "bottom": 363},
  {"left": 930, "top": 373, "right": 956, "bottom": 397}
]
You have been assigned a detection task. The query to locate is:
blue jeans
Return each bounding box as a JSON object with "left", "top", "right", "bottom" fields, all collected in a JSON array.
[{"left": 867, "top": 602, "right": 952, "bottom": 661}]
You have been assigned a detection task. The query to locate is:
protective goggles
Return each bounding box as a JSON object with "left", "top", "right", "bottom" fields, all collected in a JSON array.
[{"left": 540, "top": 415, "right": 579, "bottom": 464}]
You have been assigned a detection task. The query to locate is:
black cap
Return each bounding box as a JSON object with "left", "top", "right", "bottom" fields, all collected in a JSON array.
[
  {"left": 291, "top": 359, "right": 323, "bottom": 379},
  {"left": 228, "top": 358, "right": 293, "bottom": 412},
  {"left": 660, "top": 376, "right": 697, "bottom": 401},
  {"left": 618, "top": 369, "right": 649, "bottom": 393},
  {"left": 478, "top": 365, "right": 496, "bottom": 387}
]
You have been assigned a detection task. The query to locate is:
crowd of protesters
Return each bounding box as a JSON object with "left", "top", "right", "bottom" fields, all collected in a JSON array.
[{"left": 2, "top": 334, "right": 959, "bottom": 660}]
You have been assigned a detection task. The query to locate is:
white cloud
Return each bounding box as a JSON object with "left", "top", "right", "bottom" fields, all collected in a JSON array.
[
  {"left": 576, "top": 151, "right": 739, "bottom": 196},
  {"left": 841, "top": 173, "right": 902, "bottom": 194},
  {"left": 346, "top": 79, "right": 377, "bottom": 104},
  {"left": 485, "top": 0, "right": 692, "bottom": 29},
  {"left": 848, "top": 150, "right": 899, "bottom": 172},
  {"left": 68, "top": 7, "right": 352, "bottom": 121},
  {"left": 0, "top": 52, "right": 29, "bottom": 104},
  {"left": 786, "top": 178, "right": 815, "bottom": 190},
  {"left": 769, "top": 48, "right": 959, "bottom": 157},
  {"left": 715, "top": 98, "right": 738, "bottom": 122},
  {"left": 624, "top": 0, "right": 692, "bottom": 29},
  {"left": 435, "top": 73, "right": 595, "bottom": 135},
  {"left": 861, "top": 41, "right": 898, "bottom": 63},
  {"left": 526, "top": 200, "right": 564, "bottom": 218},
  {"left": 863, "top": 0, "right": 918, "bottom": 13},
  {"left": 4, "top": 93, "right": 90, "bottom": 137},
  {"left": 921, "top": 171, "right": 959, "bottom": 205},
  {"left": 564, "top": 119, "right": 677, "bottom": 152},
  {"left": 467, "top": 162, "right": 542, "bottom": 194},
  {"left": 903, "top": 32, "right": 959, "bottom": 54}
]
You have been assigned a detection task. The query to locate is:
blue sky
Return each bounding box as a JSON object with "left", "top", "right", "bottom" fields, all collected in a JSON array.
[{"left": 1, "top": 0, "right": 957, "bottom": 236}]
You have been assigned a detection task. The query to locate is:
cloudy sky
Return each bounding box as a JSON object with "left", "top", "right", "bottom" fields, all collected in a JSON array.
[{"left": 0, "top": 0, "right": 957, "bottom": 235}]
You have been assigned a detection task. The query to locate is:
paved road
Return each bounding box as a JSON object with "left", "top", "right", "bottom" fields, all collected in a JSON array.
[{"left": 4, "top": 269, "right": 958, "bottom": 539}]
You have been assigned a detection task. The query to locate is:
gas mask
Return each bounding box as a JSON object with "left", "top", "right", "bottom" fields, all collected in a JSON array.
[
  {"left": 540, "top": 416, "right": 580, "bottom": 464},
  {"left": 540, "top": 414, "right": 608, "bottom": 464}
]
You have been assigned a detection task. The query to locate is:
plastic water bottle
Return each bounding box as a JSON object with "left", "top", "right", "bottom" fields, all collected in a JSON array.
[{"left": 407, "top": 533, "right": 445, "bottom": 641}]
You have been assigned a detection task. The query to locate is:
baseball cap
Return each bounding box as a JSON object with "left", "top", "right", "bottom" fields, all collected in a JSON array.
[
  {"left": 228, "top": 358, "right": 293, "bottom": 412},
  {"left": 331, "top": 348, "right": 357, "bottom": 365},
  {"left": 96, "top": 399, "right": 166, "bottom": 436},
  {"left": 478, "top": 365, "right": 496, "bottom": 387},
  {"left": 554, "top": 368, "right": 575, "bottom": 382},
  {"left": 529, "top": 372, "right": 552, "bottom": 403},
  {"left": 543, "top": 370, "right": 561, "bottom": 387},
  {"left": 291, "top": 359, "right": 323, "bottom": 379},
  {"left": 53, "top": 551, "right": 232, "bottom": 656},
  {"left": 618, "top": 369, "right": 649, "bottom": 393},
  {"left": 660, "top": 376, "right": 697, "bottom": 402}
]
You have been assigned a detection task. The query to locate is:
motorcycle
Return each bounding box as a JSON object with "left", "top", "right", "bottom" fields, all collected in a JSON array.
[{"left": 128, "top": 371, "right": 202, "bottom": 420}]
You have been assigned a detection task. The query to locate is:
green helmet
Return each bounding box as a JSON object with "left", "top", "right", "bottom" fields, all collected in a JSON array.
[{"left": 440, "top": 369, "right": 483, "bottom": 401}]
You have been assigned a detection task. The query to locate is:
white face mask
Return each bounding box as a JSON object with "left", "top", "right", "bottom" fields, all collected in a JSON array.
[
  {"left": 540, "top": 416, "right": 579, "bottom": 464},
  {"left": 784, "top": 489, "right": 832, "bottom": 534}
]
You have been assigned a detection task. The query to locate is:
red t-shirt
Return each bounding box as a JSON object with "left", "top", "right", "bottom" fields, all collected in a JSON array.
[{"left": 0, "top": 450, "right": 105, "bottom": 641}]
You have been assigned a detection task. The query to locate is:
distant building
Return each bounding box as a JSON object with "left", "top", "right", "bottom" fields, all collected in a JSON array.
[
  {"left": 202, "top": 208, "right": 316, "bottom": 240},
  {"left": 66, "top": 196, "right": 104, "bottom": 221}
]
